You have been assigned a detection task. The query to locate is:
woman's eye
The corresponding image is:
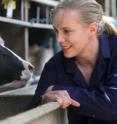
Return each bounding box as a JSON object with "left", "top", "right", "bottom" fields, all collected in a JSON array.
[{"left": 63, "top": 30, "right": 71, "bottom": 34}]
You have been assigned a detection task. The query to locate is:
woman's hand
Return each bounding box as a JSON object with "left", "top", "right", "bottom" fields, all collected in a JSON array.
[{"left": 42, "top": 90, "right": 80, "bottom": 108}]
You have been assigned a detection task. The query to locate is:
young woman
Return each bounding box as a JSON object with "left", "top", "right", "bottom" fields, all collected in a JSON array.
[{"left": 29, "top": 0, "right": 117, "bottom": 123}]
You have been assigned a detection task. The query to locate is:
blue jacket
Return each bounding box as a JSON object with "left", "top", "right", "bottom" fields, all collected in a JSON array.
[{"left": 30, "top": 33, "right": 117, "bottom": 124}]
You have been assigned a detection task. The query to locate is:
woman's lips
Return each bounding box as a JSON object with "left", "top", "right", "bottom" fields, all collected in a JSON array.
[{"left": 61, "top": 46, "right": 71, "bottom": 51}]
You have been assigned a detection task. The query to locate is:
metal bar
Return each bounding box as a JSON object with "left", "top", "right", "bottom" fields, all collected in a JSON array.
[
  {"left": 111, "top": 0, "right": 117, "bottom": 17},
  {"left": 46, "top": 6, "right": 50, "bottom": 24},
  {"left": 24, "top": 0, "right": 29, "bottom": 61},
  {"left": 21, "top": 0, "right": 24, "bottom": 20},
  {"left": 0, "top": 102, "right": 68, "bottom": 124},
  {"left": 0, "top": 16, "right": 53, "bottom": 29},
  {"left": 0, "top": 16, "right": 30, "bottom": 27},
  {"left": 29, "top": 0, "right": 59, "bottom": 7},
  {"left": 105, "top": 0, "right": 110, "bottom": 16},
  {"left": 36, "top": 6, "right": 40, "bottom": 21}
]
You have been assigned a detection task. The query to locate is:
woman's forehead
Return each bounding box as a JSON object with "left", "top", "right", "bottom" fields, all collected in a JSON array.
[
  {"left": 53, "top": 9, "right": 81, "bottom": 26},
  {"left": 54, "top": 9, "right": 80, "bottom": 18}
]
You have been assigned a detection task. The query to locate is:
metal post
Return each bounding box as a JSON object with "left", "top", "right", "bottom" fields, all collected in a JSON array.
[
  {"left": 24, "top": 0, "right": 29, "bottom": 61},
  {"left": 21, "top": 0, "right": 24, "bottom": 20},
  {"left": 111, "top": 0, "right": 117, "bottom": 17},
  {"left": 105, "top": 0, "right": 110, "bottom": 16}
]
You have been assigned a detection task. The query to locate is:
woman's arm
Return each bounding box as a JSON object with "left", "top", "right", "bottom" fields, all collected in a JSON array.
[
  {"left": 28, "top": 61, "right": 57, "bottom": 109},
  {"left": 42, "top": 89, "right": 80, "bottom": 108},
  {"left": 52, "top": 71, "right": 117, "bottom": 120}
]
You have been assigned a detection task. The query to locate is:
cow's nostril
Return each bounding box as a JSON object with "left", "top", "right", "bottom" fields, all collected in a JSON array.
[{"left": 28, "top": 65, "right": 34, "bottom": 72}]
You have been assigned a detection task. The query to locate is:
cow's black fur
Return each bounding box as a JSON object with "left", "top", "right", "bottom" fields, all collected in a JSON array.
[{"left": 0, "top": 37, "right": 34, "bottom": 86}]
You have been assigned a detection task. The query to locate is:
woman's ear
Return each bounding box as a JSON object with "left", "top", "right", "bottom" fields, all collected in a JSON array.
[{"left": 88, "top": 22, "right": 98, "bottom": 35}]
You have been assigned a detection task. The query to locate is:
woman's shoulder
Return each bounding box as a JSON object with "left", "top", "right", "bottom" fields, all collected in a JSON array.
[
  {"left": 101, "top": 32, "right": 117, "bottom": 48},
  {"left": 109, "top": 34, "right": 117, "bottom": 41},
  {"left": 100, "top": 33, "right": 117, "bottom": 56},
  {"left": 109, "top": 34, "right": 117, "bottom": 49}
]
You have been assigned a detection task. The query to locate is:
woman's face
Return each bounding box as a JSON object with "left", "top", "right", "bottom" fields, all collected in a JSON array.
[{"left": 53, "top": 9, "right": 95, "bottom": 58}]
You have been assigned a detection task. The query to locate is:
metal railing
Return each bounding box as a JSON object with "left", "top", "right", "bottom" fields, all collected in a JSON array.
[
  {"left": 0, "top": 102, "right": 68, "bottom": 124},
  {"left": 0, "top": 85, "right": 68, "bottom": 124}
]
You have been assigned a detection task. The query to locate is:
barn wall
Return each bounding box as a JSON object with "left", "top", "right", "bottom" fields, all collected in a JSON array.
[
  {"left": 0, "top": 1, "right": 25, "bottom": 58},
  {"left": 0, "top": 27, "right": 25, "bottom": 58}
]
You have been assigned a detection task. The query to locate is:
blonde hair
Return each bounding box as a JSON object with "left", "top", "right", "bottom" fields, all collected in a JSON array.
[{"left": 51, "top": 0, "right": 117, "bottom": 35}]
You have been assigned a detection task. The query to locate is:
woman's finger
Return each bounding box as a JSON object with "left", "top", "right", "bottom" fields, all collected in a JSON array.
[
  {"left": 71, "top": 98, "right": 80, "bottom": 107},
  {"left": 57, "top": 97, "right": 71, "bottom": 108}
]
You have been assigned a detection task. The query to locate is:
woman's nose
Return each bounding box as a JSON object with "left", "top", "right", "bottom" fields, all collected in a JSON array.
[{"left": 56, "top": 33, "right": 65, "bottom": 43}]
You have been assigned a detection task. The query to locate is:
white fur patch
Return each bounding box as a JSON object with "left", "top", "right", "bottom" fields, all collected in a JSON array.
[{"left": 0, "top": 37, "right": 5, "bottom": 46}]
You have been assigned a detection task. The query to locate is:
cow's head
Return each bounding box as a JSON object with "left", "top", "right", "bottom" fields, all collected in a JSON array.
[{"left": 0, "top": 37, "right": 34, "bottom": 86}]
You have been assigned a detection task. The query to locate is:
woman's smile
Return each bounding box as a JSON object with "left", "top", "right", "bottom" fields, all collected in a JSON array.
[{"left": 61, "top": 45, "right": 72, "bottom": 50}]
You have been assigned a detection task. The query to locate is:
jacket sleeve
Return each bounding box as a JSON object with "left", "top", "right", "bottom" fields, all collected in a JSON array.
[
  {"left": 28, "top": 61, "right": 56, "bottom": 109},
  {"left": 53, "top": 50, "right": 117, "bottom": 120}
]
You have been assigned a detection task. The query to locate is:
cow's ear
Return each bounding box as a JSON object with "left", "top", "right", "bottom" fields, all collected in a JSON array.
[{"left": 0, "top": 37, "right": 5, "bottom": 46}]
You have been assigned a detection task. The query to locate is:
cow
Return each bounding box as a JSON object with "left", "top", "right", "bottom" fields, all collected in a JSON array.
[{"left": 0, "top": 37, "right": 34, "bottom": 92}]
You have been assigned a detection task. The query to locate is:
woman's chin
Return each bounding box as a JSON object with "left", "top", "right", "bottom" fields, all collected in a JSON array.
[{"left": 63, "top": 53, "right": 74, "bottom": 58}]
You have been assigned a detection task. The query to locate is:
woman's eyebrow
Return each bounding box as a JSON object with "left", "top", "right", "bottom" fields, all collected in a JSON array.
[
  {"left": 53, "top": 25, "right": 75, "bottom": 31},
  {"left": 62, "top": 27, "right": 75, "bottom": 30}
]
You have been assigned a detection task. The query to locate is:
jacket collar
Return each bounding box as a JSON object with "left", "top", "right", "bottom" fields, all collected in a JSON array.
[
  {"left": 64, "top": 57, "right": 75, "bottom": 74},
  {"left": 64, "top": 33, "right": 111, "bottom": 74}
]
